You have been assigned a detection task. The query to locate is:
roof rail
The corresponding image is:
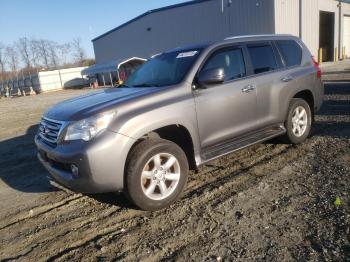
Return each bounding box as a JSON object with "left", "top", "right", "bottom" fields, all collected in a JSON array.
[{"left": 224, "top": 34, "right": 294, "bottom": 41}]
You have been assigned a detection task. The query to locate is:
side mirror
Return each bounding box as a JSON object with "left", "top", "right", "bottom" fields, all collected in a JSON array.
[{"left": 197, "top": 68, "right": 225, "bottom": 88}]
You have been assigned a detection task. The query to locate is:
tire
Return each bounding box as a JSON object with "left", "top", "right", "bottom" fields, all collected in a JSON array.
[
  {"left": 125, "top": 138, "right": 189, "bottom": 211},
  {"left": 281, "top": 98, "right": 312, "bottom": 144}
]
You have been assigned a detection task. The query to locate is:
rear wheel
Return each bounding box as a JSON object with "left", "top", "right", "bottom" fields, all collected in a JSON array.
[
  {"left": 282, "top": 98, "right": 312, "bottom": 144},
  {"left": 125, "top": 138, "right": 188, "bottom": 211}
]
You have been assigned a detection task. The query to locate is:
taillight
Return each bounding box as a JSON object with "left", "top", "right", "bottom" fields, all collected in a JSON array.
[{"left": 312, "top": 56, "right": 321, "bottom": 79}]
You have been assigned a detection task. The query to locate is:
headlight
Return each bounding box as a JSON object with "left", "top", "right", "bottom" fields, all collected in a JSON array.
[{"left": 64, "top": 112, "right": 115, "bottom": 141}]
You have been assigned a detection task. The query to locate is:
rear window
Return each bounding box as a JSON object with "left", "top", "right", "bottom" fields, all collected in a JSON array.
[
  {"left": 276, "top": 40, "right": 302, "bottom": 67},
  {"left": 247, "top": 44, "right": 278, "bottom": 74}
]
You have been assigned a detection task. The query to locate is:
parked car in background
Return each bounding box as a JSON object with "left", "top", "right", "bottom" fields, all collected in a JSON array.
[{"left": 35, "top": 34, "right": 323, "bottom": 210}]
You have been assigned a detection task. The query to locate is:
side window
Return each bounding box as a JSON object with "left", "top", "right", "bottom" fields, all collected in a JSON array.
[
  {"left": 247, "top": 44, "right": 278, "bottom": 74},
  {"left": 202, "top": 48, "right": 246, "bottom": 82},
  {"left": 276, "top": 40, "right": 302, "bottom": 67}
]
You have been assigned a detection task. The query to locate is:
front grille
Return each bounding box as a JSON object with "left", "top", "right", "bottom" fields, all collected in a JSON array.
[{"left": 38, "top": 117, "right": 64, "bottom": 147}]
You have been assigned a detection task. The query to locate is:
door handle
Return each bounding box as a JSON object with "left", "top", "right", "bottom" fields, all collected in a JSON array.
[
  {"left": 281, "top": 76, "right": 294, "bottom": 82},
  {"left": 241, "top": 85, "right": 255, "bottom": 93}
]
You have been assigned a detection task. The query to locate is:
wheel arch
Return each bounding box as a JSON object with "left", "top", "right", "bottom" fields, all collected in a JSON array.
[
  {"left": 125, "top": 124, "right": 198, "bottom": 172},
  {"left": 292, "top": 89, "right": 315, "bottom": 120}
]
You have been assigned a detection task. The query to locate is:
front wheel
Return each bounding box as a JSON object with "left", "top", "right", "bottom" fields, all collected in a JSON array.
[
  {"left": 282, "top": 98, "right": 312, "bottom": 144},
  {"left": 125, "top": 138, "right": 189, "bottom": 211}
]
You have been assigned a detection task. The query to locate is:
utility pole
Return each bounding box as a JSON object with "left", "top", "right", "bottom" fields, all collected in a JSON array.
[{"left": 58, "top": 69, "right": 63, "bottom": 89}]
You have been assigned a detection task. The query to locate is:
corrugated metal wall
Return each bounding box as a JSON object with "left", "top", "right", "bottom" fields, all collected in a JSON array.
[
  {"left": 93, "top": 0, "right": 275, "bottom": 64},
  {"left": 273, "top": 0, "right": 322, "bottom": 57},
  {"left": 93, "top": 0, "right": 350, "bottom": 63},
  {"left": 275, "top": 0, "right": 350, "bottom": 58},
  {"left": 340, "top": 3, "right": 350, "bottom": 58},
  {"left": 274, "top": 0, "right": 300, "bottom": 36},
  {"left": 300, "top": 0, "right": 319, "bottom": 57}
]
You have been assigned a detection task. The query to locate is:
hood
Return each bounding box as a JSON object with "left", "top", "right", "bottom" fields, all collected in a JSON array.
[{"left": 44, "top": 87, "right": 160, "bottom": 121}]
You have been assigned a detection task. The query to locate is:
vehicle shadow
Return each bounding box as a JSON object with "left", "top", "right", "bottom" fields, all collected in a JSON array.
[
  {"left": 0, "top": 125, "right": 59, "bottom": 193},
  {"left": 312, "top": 81, "right": 350, "bottom": 138},
  {"left": 323, "top": 81, "right": 350, "bottom": 95},
  {"left": 88, "top": 192, "right": 135, "bottom": 209},
  {"left": 0, "top": 124, "right": 134, "bottom": 208}
]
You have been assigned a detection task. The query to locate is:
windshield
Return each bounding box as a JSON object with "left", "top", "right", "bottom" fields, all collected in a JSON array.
[{"left": 124, "top": 49, "right": 202, "bottom": 87}]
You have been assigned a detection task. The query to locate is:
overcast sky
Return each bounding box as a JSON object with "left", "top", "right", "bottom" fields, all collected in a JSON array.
[{"left": 0, "top": 0, "right": 188, "bottom": 58}]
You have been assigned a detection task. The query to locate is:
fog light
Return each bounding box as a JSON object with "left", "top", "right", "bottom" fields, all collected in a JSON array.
[{"left": 71, "top": 164, "right": 79, "bottom": 177}]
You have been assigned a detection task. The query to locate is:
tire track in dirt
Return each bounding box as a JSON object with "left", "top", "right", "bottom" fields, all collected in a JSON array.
[
  {"left": 1, "top": 207, "right": 125, "bottom": 261},
  {"left": 0, "top": 194, "right": 83, "bottom": 230},
  {"left": 0, "top": 137, "right": 292, "bottom": 260},
  {"left": 0, "top": 141, "right": 296, "bottom": 260},
  {"left": 47, "top": 136, "right": 321, "bottom": 261},
  {"left": 1, "top": 194, "right": 147, "bottom": 260}
]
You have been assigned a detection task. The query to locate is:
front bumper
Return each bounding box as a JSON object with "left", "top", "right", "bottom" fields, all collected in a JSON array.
[{"left": 35, "top": 130, "right": 135, "bottom": 193}]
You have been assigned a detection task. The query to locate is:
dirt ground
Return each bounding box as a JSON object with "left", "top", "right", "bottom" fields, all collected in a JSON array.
[{"left": 0, "top": 83, "right": 349, "bottom": 261}]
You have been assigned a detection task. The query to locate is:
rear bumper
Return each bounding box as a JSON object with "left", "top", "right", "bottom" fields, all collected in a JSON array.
[{"left": 35, "top": 130, "right": 135, "bottom": 193}]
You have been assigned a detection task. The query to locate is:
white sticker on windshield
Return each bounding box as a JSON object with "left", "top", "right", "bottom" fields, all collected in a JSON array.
[{"left": 176, "top": 51, "right": 198, "bottom": 58}]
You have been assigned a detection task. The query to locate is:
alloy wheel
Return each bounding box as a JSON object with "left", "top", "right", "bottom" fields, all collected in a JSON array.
[
  {"left": 140, "top": 153, "right": 181, "bottom": 201},
  {"left": 292, "top": 106, "right": 308, "bottom": 137}
]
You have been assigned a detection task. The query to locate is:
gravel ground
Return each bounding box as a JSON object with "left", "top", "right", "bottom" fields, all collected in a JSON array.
[{"left": 0, "top": 83, "right": 349, "bottom": 261}]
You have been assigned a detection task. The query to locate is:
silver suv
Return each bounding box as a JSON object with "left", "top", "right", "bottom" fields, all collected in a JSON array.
[{"left": 35, "top": 35, "right": 323, "bottom": 210}]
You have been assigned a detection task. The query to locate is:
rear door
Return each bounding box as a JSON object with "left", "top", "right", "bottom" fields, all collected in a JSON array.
[
  {"left": 246, "top": 41, "right": 296, "bottom": 128},
  {"left": 193, "top": 46, "right": 258, "bottom": 148}
]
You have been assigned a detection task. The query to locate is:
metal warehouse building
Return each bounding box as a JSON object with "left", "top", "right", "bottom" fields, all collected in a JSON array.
[{"left": 86, "top": 0, "right": 350, "bottom": 83}]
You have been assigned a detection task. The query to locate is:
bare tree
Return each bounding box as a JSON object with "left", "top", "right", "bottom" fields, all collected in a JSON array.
[
  {"left": 57, "top": 42, "right": 71, "bottom": 66},
  {"left": 48, "top": 41, "right": 59, "bottom": 69},
  {"left": 72, "top": 38, "right": 86, "bottom": 65},
  {"left": 5, "top": 46, "right": 19, "bottom": 74},
  {"left": 0, "top": 43, "right": 7, "bottom": 79},
  {"left": 1, "top": 36, "right": 90, "bottom": 75},
  {"left": 16, "top": 37, "right": 32, "bottom": 69},
  {"left": 29, "top": 38, "right": 41, "bottom": 69},
  {"left": 40, "top": 39, "right": 50, "bottom": 68},
  {"left": 33, "top": 39, "right": 50, "bottom": 68}
]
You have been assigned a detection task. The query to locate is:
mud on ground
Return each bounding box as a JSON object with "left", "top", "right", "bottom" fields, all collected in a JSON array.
[{"left": 0, "top": 83, "right": 349, "bottom": 261}]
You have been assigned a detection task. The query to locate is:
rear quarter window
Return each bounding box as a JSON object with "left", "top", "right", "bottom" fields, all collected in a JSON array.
[{"left": 276, "top": 40, "right": 302, "bottom": 67}]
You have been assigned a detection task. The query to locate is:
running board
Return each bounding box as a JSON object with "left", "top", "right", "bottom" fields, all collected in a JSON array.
[{"left": 200, "top": 124, "right": 286, "bottom": 164}]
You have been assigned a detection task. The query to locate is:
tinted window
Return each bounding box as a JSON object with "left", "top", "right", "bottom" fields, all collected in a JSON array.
[
  {"left": 276, "top": 40, "right": 302, "bottom": 67},
  {"left": 202, "top": 48, "right": 246, "bottom": 81},
  {"left": 248, "top": 44, "right": 278, "bottom": 74},
  {"left": 125, "top": 49, "right": 201, "bottom": 87}
]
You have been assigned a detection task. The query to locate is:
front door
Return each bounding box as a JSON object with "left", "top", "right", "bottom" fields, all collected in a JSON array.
[{"left": 193, "top": 47, "right": 258, "bottom": 149}]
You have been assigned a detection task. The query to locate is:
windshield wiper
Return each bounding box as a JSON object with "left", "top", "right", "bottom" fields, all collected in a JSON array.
[
  {"left": 132, "top": 83, "right": 159, "bottom": 87},
  {"left": 118, "top": 84, "right": 131, "bottom": 88}
]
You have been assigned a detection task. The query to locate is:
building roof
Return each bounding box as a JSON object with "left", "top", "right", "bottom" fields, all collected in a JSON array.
[{"left": 92, "top": 0, "right": 214, "bottom": 42}]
